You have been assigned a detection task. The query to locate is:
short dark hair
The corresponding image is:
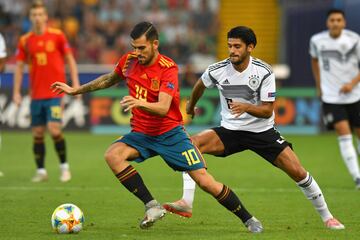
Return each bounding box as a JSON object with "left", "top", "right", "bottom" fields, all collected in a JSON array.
[
  {"left": 130, "top": 22, "right": 159, "bottom": 41},
  {"left": 30, "top": 0, "right": 47, "bottom": 11},
  {"left": 327, "top": 8, "right": 345, "bottom": 18},
  {"left": 227, "top": 26, "right": 257, "bottom": 47}
]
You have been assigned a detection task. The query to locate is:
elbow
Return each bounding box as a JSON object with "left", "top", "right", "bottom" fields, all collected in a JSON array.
[
  {"left": 263, "top": 110, "right": 273, "bottom": 119},
  {"left": 158, "top": 106, "right": 170, "bottom": 117}
]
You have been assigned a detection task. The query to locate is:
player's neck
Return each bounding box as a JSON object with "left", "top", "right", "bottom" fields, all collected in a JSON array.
[
  {"left": 329, "top": 29, "right": 342, "bottom": 39},
  {"left": 33, "top": 25, "right": 46, "bottom": 35},
  {"left": 232, "top": 56, "right": 250, "bottom": 73},
  {"left": 144, "top": 51, "right": 159, "bottom": 66}
]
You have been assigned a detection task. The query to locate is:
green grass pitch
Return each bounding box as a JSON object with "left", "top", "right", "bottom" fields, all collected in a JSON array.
[{"left": 0, "top": 132, "right": 359, "bottom": 239}]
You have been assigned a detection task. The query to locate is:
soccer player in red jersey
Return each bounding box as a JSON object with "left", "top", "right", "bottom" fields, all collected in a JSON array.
[
  {"left": 51, "top": 22, "right": 263, "bottom": 232},
  {"left": 12, "top": 2, "right": 80, "bottom": 182}
]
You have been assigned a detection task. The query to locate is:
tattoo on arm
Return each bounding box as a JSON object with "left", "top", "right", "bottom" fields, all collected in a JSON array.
[{"left": 75, "top": 72, "right": 121, "bottom": 94}]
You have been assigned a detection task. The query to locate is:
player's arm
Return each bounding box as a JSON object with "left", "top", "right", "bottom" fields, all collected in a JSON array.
[
  {"left": 13, "top": 60, "right": 25, "bottom": 105},
  {"left": 0, "top": 57, "right": 5, "bottom": 72},
  {"left": 311, "top": 58, "right": 321, "bottom": 96},
  {"left": 229, "top": 101, "right": 273, "bottom": 118},
  {"left": 186, "top": 79, "right": 206, "bottom": 118},
  {"left": 51, "top": 71, "right": 121, "bottom": 95},
  {"left": 64, "top": 53, "right": 81, "bottom": 97},
  {"left": 340, "top": 72, "right": 360, "bottom": 93},
  {"left": 121, "top": 92, "right": 173, "bottom": 117}
]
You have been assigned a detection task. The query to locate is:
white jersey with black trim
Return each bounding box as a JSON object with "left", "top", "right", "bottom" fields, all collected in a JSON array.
[
  {"left": 309, "top": 29, "right": 360, "bottom": 104},
  {"left": 201, "top": 56, "right": 276, "bottom": 132},
  {"left": 0, "top": 33, "right": 6, "bottom": 58}
]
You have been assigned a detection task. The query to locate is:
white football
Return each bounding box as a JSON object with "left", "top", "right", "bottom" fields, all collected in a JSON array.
[{"left": 51, "top": 203, "right": 84, "bottom": 234}]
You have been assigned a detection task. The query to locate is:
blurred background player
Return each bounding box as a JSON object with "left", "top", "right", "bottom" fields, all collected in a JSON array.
[
  {"left": 12, "top": 1, "right": 80, "bottom": 182},
  {"left": 0, "top": 31, "right": 7, "bottom": 177},
  {"left": 164, "top": 26, "right": 345, "bottom": 230},
  {"left": 310, "top": 9, "right": 360, "bottom": 189},
  {"left": 51, "top": 21, "right": 263, "bottom": 233}
]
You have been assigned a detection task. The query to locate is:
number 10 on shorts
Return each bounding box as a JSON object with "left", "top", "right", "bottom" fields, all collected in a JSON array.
[{"left": 182, "top": 149, "right": 201, "bottom": 166}]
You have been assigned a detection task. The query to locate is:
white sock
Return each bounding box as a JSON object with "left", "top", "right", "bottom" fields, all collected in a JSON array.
[
  {"left": 182, "top": 172, "right": 196, "bottom": 208},
  {"left": 357, "top": 137, "right": 360, "bottom": 155},
  {"left": 60, "top": 163, "right": 70, "bottom": 172},
  {"left": 37, "top": 168, "right": 47, "bottom": 175},
  {"left": 338, "top": 135, "right": 360, "bottom": 180},
  {"left": 297, "top": 172, "right": 333, "bottom": 222}
]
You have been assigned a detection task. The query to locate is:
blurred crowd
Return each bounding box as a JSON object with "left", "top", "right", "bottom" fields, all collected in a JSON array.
[{"left": 0, "top": 0, "right": 219, "bottom": 85}]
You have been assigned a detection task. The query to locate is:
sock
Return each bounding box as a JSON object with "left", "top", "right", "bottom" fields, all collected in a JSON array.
[
  {"left": 216, "top": 185, "right": 252, "bottom": 223},
  {"left": 33, "top": 137, "right": 45, "bottom": 169},
  {"left": 60, "top": 163, "right": 69, "bottom": 172},
  {"left": 116, "top": 165, "right": 154, "bottom": 204},
  {"left": 357, "top": 137, "right": 360, "bottom": 155},
  {"left": 182, "top": 172, "right": 196, "bottom": 207},
  {"left": 297, "top": 172, "right": 333, "bottom": 222},
  {"left": 338, "top": 135, "right": 360, "bottom": 180},
  {"left": 53, "top": 135, "right": 66, "bottom": 164},
  {"left": 37, "top": 168, "right": 47, "bottom": 175}
]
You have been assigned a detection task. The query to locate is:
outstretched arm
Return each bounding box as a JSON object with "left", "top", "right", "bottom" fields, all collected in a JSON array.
[
  {"left": 186, "top": 79, "right": 206, "bottom": 118},
  {"left": 51, "top": 71, "right": 122, "bottom": 95}
]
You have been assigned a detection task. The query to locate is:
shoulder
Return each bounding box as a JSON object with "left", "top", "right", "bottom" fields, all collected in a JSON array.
[
  {"left": 19, "top": 32, "right": 33, "bottom": 46},
  {"left": 310, "top": 31, "right": 328, "bottom": 43},
  {"left": 47, "top": 28, "right": 65, "bottom": 36},
  {"left": 207, "top": 58, "right": 231, "bottom": 73},
  {"left": 342, "top": 29, "right": 360, "bottom": 40},
  {"left": 158, "top": 54, "right": 177, "bottom": 69},
  {"left": 251, "top": 57, "right": 273, "bottom": 76}
]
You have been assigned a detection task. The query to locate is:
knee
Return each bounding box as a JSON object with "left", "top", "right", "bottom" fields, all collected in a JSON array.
[{"left": 104, "top": 149, "right": 116, "bottom": 163}]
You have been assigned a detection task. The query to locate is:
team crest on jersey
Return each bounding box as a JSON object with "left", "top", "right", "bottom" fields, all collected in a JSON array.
[
  {"left": 150, "top": 78, "right": 160, "bottom": 91},
  {"left": 248, "top": 75, "right": 260, "bottom": 88},
  {"left": 46, "top": 40, "right": 55, "bottom": 52}
]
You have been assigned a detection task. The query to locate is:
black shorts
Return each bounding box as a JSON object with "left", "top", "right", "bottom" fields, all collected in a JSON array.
[
  {"left": 322, "top": 100, "right": 360, "bottom": 129},
  {"left": 212, "top": 126, "right": 292, "bottom": 165}
]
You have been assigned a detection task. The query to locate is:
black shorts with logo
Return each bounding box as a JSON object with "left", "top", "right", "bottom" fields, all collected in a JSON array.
[
  {"left": 322, "top": 100, "right": 360, "bottom": 129},
  {"left": 212, "top": 126, "right": 292, "bottom": 165}
]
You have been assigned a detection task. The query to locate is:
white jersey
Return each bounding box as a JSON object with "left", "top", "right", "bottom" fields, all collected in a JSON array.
[
  {"left": 201, "top": 56, "right": 276, "bottom": 132},
  {"left": 309, "top": 29, "right": 360, "bottom": 104},
  {"left": 0, "top": 33, "right": 6, "bottom": 58}
]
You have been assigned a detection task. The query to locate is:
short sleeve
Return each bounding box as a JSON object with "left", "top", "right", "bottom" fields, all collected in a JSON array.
[
  {"left": 58, "top": 32, "right": 72, "bottom": 55},
  {"left": 0, "top": 34, "right": 6, "bottom": 58},
  {"left": 200, "top": 67, "right": 215, "bottom": 88},
  {"left": 309, "top": 37, "right": 318, "bottom": 58},
  {"left": 260, "top": 73, "right": 276, "bottom": 102},
  {"left": 159, "top": 66, "right": 178, "bottom": 97},
  {"left": 113, "top": 54, "right": 127, "bottom": 80}
]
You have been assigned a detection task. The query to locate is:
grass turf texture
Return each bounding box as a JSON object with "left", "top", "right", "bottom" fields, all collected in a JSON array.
[{"left": 0, "top": 132, "right": 359, "bottom": 239}]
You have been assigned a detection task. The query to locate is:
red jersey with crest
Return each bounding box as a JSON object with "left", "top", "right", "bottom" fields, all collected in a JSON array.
[
  {"left": 114, "top": 52, "right": 183, "bottom": 136},
  {"left": 16, "top": 28, "right": 72, "bottom": 99}
]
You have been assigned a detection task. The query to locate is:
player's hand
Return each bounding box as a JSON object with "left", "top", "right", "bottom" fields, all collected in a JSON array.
[
  {"left": 340, "top": 82, "right": 354, "bottom": 94},
  {"left": 121, "top": 96, "right": 141, "bottom": 112},
  {"left": 229, "top": 102, "right": 249, "bottom": 118},
  {"left": 12, "top": 92, "right": 22, "bottom": 105},
  {"left": 186, "top": 100, "right": 198, "bottom": 119},
  {"left": 51, "top": 82, "right": 76, "bottom": 95}
]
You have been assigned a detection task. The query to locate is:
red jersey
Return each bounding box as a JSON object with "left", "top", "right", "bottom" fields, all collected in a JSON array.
[
  {"left": 114, "top": 52, "right": 183, "bottom": 136},
  {"left": 16, "top": 28, "right": 72, "bottom": 99}
]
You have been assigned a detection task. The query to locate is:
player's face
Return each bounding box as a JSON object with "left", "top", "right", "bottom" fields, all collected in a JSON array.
[
  {"left": 29, "top": 7, "right": 48, "bottom": 29},
  {"left": 227, "top": 38, "right": 254, "bottom": 65},
  {"left": 131, "top": 35, "right": 159, "bottom": 65},
  {"left": 327, "top": 13, "right": 346, "bottom": 37}
]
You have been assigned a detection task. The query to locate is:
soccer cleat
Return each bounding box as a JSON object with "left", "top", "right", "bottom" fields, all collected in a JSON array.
[
  {"left": 163, "top": 199, "right": 192, "bottom": 218},
  {"left": 325, "top": 218, "right": 345, "bottom": 230},
  {"left": 60, "top": 170, "right": 71, "bottom": 182},
  {"left": 244, "top": 216, "right": 263, "bottom": 233},
  {"left": 31, "top": 171, "right": 48, "bottom": 182},
  {"left": 139, "top": 200, "right": 166, "bottom": 229},
  {"left": 355, "top": 178, "right": 360, "bottom": 190}
]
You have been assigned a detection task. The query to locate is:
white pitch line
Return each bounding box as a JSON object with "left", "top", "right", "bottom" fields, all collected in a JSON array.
[{"left": 0, "top": 186, "right": 355, "bottom": 192}]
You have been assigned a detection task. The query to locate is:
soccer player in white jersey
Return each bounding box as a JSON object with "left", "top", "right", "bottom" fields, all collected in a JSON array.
[
  {"left": 0, "top": 32, "right": 7, "bottom": 177},
  {"left": 310, "top": 9, "right": 360, "bottom": 189},
  {"left": 163, "top": 26, "right": 345, "bottom": 230}
]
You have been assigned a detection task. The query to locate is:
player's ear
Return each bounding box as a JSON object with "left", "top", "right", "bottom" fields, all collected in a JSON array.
[
  {"left": 152, "top": 39, "right": 159, "bottom": 50},
  {"left": 247, "top": 43, "right": 255, "bottom": 53}
]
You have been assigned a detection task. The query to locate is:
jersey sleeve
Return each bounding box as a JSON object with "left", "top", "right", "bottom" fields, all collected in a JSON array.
[
  {"left": 15, "top": 37, "right": 27, "bottom": 62},
  {"left": 309, "top": 37, "right": 318, "bottom": 58},
  {"left": 58, "top": 32, "right": 72, "bottom": 55},
  {"left": 159, "top": 66, "right": 178, "bottom": 97},
  {"left": 260, "top": 73, "right": 276, "bottom": 102},
  {"left": 0, "top": 34, "right": 6, "bottom": 58},
  {"left": 113, "top": 54, "right": 128, "bottom": 80},
  {"left": 200, "top": 67, "right": 215, "bottom": 88}
]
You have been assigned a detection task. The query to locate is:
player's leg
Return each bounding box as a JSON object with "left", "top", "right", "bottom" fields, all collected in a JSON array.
[
  {"left": 187, "top": 168, "right": 263, "bottom": 233},
  {"left": 334, "top": 120, "right": 360, "bottom": 186},
  {"left": 104, "top": 140, "right": 165, "bottom": 229},
  {"left": 31, "top": 126, "right": 47, "bottom": 182},
  {"left": 274, "top": 147, "right": 345, "bottom": 230},
  {"left": 355, "top": 127, "right": 360, "bottom": 155},
  {"left": 46, "top": 98, "right": 70, "bottom": 182},
  {"left": 163, "top": 129, "right": 225, "bottom": 217}
]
